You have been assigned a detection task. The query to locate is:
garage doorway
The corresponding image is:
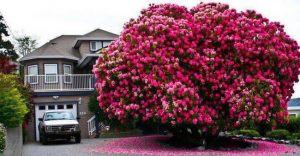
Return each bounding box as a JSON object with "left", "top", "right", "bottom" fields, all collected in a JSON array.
[{"left": 35, "top": 103, "right": 78, "bottom": 141}]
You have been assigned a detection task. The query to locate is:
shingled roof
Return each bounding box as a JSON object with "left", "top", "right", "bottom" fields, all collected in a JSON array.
[
  {"left": 288, "top": 98, "right": 300, "bottom": 107},
  {"left": 19, "top": 29, "right": 118, "bottom": 62}
]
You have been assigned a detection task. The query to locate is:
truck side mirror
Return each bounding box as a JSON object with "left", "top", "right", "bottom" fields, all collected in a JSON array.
[
  {"left": 76, "top": 117, "right": 81, "bottom": 120},
  {"left": 38, "top": 118, "right": 43, "bottom": 121}
]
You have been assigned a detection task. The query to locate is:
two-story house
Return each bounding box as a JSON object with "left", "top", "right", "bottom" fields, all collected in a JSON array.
[{"left": 19, "top": 29, "right": 118, "bottom": 142}]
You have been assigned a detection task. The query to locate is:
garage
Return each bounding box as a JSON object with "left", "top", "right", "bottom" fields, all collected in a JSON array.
[{"left": 34, "top": 103, "right": 78, "bottom": 141}]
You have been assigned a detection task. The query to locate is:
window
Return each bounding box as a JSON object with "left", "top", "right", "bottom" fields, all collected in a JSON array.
[
  {"left": 39, "top": 105, "right": 45, "bottom": 110},
  {"left": 28, "top": 65, "right": 38, "bottom": 84},
  {"left": 48, "top": 105, "right": 55, "bottom": 110},
  {"left": 44, "top": 64, "right": 58, "bottom": 83},
  {"left": 63, "top": 64, "right": 72, "bottom": 83},
  {"left": 44, "top": 112, "right": 74, "bottom": 121},
  {"left": 67, "top": 104, "right": 73, "bottom": 109},
  {"left": 57, "top": 105, "right": 64, "bottom": 109},
  {"left": 90, "top": 41, "right": 102, "bottom": 52},
  {"left": 103, "top": 41, "right": 111, "bottom": 48},
  {"left": 289, "top": 114, "right": 297, "bottom": 117}
]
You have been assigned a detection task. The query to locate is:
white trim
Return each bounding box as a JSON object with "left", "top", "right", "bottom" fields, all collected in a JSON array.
[
  {"left": 288, "top": 113, "right": 297, "bottom": 117},
  {"left": 63, "top": 64, "right": 72, "bottom": 84},
  {"left": 287, "top": 106, "right": 300, "bottom": 111},
  {"left": 27, "top": 65, "right": 38, "bottom": 84},
  {"left": 44, "top": 64, "right": 58, "bottom": 83}
]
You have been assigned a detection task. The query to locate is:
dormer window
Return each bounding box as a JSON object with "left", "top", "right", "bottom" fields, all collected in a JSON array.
[
  {"left": 90, "top": 41, "right": 112, "bottom": 52},
  {"left": 103, "top": 41, "right": 111, "bottom": 48},
  {"left": 90, "top": 41, "right": 102, "bottom": 52}
]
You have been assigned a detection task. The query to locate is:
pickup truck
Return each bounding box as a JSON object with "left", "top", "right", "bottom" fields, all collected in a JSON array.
[{"left": 38, "top": 110, "right": 81, "bottom": 144}]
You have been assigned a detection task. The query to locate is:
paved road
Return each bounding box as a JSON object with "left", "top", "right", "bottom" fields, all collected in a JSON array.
[
  {"left": 23, "top": 138, "right": 300, "bottom": 156},
  {"left": 22, "top": 139, "right": 121, "bottom": 156}
]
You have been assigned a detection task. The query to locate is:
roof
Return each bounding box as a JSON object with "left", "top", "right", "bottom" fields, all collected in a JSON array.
[
  {"left": 287, "top": 98, "right": 300, "bottom": 111},
  {"left": 20, "top": 35, "right": 81, "bottom": 61},
  {"left": 19, "top": 28, "right": 118, "bottom": 62},
  {"left": 288, "top": 98, "right": 300, "bottom": 107},
  {"left": 73, "top": 29, "right": 119, "bottom": 48}
]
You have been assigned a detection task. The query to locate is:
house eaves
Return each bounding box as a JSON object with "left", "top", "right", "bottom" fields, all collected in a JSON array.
[
  {"left": 77, "top": 54, "right": 102, "bottom": 67},
  {"left": 19, "top": 55, "right": 80, "bottom": 61},
  {"left": 73, "top": 37, "right": 116, "bottom": 48}
]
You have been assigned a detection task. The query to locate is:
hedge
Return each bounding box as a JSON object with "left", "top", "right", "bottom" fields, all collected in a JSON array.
[
  {"left": 266, "top": 129, "right": 290, "bottom": 140},
  {"left": 235, "top": 129, "right": 261, "bottom": 138}
]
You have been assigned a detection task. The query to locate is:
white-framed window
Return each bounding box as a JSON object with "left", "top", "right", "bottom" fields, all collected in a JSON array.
[
  {"left": 90, "top": 41, "right": 102, "bottom": 52},
  {"left": 28, "top": 65, "right": 38, "bottom": 84},
  {"left": 63, "top": 64, "right": 72, "bottom": 83},
  {"left": 102, "top": 41, "right": 111, "bottom": 48},
  {"left": 44, "top": 64, "right": 58, "bottom": 83}
]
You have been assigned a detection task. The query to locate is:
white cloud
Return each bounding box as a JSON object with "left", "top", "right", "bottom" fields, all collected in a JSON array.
[{"left": 1, "top": 0, "right": 300, "bottom": 98}]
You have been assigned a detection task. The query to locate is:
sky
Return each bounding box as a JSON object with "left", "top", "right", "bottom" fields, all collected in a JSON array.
[{"left": 1, "top": 0, "right": 300, "bottom": 98}]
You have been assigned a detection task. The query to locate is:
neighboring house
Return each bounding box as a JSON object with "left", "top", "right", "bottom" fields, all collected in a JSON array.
[
  {"left": 288, "top": 98, "right": 300, "bottom": 117},
  {"left": 19, "top": 29, "right": 118, "bottom": 142}
]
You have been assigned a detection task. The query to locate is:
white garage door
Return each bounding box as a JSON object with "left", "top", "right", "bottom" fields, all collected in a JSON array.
[{"left": 35, "top": 103, "right": 77, "bottom": 141}]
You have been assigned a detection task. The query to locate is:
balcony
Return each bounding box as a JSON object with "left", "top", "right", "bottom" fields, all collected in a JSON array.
[{"left": 24, "top": 74, "right": 95, "bottom": 92}]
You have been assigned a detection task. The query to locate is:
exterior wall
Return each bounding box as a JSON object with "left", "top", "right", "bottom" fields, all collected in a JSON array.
[
  {"left": 25, "top": 93, "right": 94, "bottom": 142},
  {"left": 79, "top": 41, "right": 90, "bottom": 58},
  {"left": 288, "top": 110, "right": 300, "bottom": 116},
  {"left": 23, "top": 58, "right": 76, "bottom": 75}
]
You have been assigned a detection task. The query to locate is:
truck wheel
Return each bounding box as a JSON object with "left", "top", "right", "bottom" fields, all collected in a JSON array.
[
  {"left": 75, "top": 135, "right": 81, "bottom": 143},
  {"left": 41, "top": 134, "right": 48, "bottom": 145}
]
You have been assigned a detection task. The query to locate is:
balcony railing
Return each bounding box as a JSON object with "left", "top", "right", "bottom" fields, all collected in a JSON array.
[{"left": 24, "top": 74, "right": 95, "bottom": 92}]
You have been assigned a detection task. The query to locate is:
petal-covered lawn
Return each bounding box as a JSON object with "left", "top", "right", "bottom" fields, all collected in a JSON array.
[{"left": 87, "top": 135, "right": 300, "bottom": 156}]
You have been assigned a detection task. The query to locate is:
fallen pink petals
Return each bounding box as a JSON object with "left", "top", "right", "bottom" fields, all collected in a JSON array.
[{"left": 86, "top": 135, "right": 300, "bottom": 156}]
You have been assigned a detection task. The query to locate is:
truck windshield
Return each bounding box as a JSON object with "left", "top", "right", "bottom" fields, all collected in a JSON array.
[{"left": 44, "top": 112, "right": 75, "bottom": 121}]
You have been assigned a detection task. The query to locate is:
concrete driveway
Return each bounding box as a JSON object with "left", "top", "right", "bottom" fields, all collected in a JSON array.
[{"left": 22, "top": 139, "right": 119, "bottom": 156}]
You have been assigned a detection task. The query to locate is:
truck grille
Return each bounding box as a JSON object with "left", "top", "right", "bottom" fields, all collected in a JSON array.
[{"left": 50, "top": 125, "right": 75, "bottom": 132}]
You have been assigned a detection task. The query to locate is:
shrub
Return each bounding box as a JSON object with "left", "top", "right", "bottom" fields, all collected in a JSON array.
[
  {"left": 278, "top": 116, "right": 300, "bottom": 133},
  {"left": 235, "top": 129, "right": 260, "bottom": 138},
  {"left": 266, "top": 129, "right": 290, "bottom": 140},
  {"left": 0, "top": 74, "right": 29, "bottom": 128},
  {"left": 93, "top": 2, "right": 300, "bottom": 143},
  {"left": 288, "top": 132, "right": 300, "bottom": 140},
  {"left": 0, "top": 123, "right": 6, "bottom": 153}
]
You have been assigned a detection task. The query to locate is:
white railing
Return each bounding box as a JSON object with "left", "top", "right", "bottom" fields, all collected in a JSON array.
[
  {"left": 87, "top": 115, "right": 96, "bottom": 136},
  {"left": 24, "top": 74, "right": 95, "bottom": 92},
  {"left": 87, "top": 115, "right": 110, "bottom": 136}
]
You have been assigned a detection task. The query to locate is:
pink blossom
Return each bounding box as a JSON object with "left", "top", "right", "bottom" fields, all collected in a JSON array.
[{"left": 93, "top": 2, "right": 300, "bottom": 132}]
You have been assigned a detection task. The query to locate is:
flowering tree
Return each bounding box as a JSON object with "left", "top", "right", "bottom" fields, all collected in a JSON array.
[
  {"left": 93, "top": 3, "right": 300, "bottom": 145},
  {"left": 0, "top": 56, "right": 16, "bottom": 74}
]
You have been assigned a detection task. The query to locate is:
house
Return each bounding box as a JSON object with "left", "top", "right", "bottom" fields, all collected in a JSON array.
[
  {"left": 19, "top": 29, "right": 118, "bottom": 142},
  {"left": 288, "top": 98, "right": 300, "bottom": 117}
]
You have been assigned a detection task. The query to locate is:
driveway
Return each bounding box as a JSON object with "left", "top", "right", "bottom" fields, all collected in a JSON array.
[{"left": 22, "top": 139, "right": 120, "bottom": 156}]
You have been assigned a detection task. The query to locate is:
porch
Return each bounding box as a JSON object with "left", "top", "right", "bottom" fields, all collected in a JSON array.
[{"left": 24, "top": 74, "right": 95, "bottom": 92}]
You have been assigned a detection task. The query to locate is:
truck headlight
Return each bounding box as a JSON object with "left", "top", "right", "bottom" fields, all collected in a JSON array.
[
  {"left": 45, "top": 126, "right": 52, "bottom": 132},
  {"left": 74, "top": 125, "right": 80, "bottom": 131}
]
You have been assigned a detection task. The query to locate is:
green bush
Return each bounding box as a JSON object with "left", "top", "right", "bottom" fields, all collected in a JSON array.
[
  {"left": 232, "top": 129, "right": 260, "bottom": 137},
  {"left": 0, "top": 74, "right": 29, "bottom": 128},
  {"left": 266, "top": 129, "right": 290, "bottom": 140},
  {"left": 238, "top": 129, "right": 260, "bottom": 137},
  {"left": 285, "top": 116, "right": 300, "bottom": 133},
  {"left": 286, "top": 132, "right": 300, "bottom": 141},
  {"left": 0, "top": 123, "right": 6, "bottom": 153}
]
